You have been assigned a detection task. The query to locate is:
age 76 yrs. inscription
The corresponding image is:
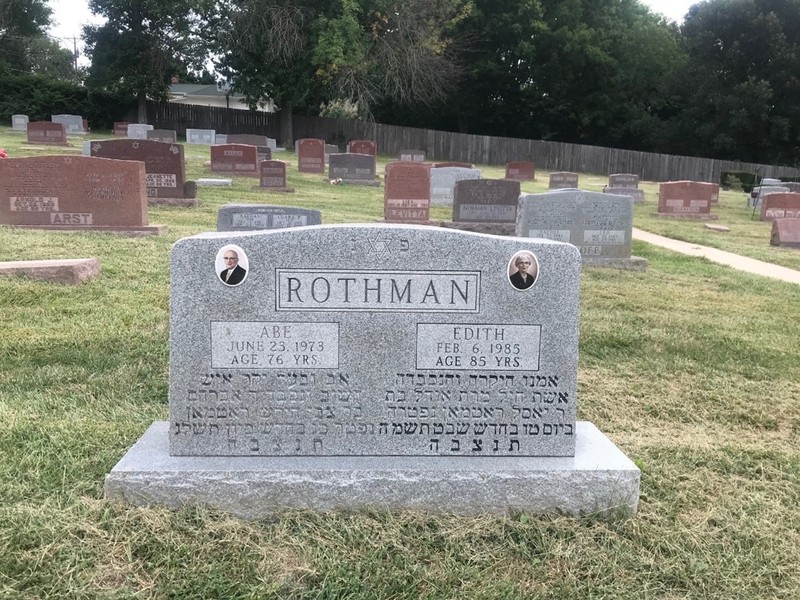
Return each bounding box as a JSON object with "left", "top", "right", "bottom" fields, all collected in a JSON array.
[{"left": 211, "top": 322, "right": 339, "bottom": 368}]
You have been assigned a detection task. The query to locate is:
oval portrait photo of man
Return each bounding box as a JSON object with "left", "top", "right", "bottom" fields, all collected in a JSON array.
[
  {"left": 507, "top": 251, "right": 539, "bottom": 290},
  {"left": 215, "top": 244, "right": 250, "bottom": 287}
]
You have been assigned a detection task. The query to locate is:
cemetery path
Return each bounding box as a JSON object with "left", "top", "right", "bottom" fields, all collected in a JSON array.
[{"left": 632, "top": 228, "right": 800, "bottom": 284}]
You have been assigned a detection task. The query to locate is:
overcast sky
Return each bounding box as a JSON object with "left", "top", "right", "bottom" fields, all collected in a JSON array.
[{"left": 47, "top": 0, "right": 698, "bottom": 64}]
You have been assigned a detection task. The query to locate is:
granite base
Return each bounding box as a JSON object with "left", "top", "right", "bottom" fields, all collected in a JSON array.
[
  {"left": 104, "top": 421, "right": 640, "bottom": 519},
  {"left": 251, "top": 186, "right": 296, "bottom": 193},
  {"left": 0, "top": 257, "right": 100, "bottom": 283}
]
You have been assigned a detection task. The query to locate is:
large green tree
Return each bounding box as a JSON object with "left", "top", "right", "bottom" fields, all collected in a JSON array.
[
  {"left": 215, "top": 0, "right": 464, "bottom": 144},
  {"left": 0, "top": 0, "right": 53, "bottom": 75},
  {"left": 659, "top": 0, "right": 800, "bottom": 164},
  {"left": 84, "top": 0, "right": 216, "bottom": 122}
]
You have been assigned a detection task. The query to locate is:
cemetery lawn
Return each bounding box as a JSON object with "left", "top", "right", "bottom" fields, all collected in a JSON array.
[{"left": 0, "top": 127, "right": 798, "bottom": 599}]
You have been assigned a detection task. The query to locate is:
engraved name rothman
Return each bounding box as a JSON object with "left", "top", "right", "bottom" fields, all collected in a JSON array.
[{"left": 276, "top": 270, "right": 480, "bottom": 312}]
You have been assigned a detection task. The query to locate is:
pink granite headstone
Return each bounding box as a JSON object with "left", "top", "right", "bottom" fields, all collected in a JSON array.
[
  {"left": 505, "top": 162, "right": 536, "bottom": 181},
  {"left": 657, "top": 181, "right": 716, "bottom": 218},
  {"left": 347, "top": 140, "right": 377, "bottom": 156},
  {"left": 210, "top": 144, "right": 259, "bottom": 176},
  {"left": 297, "top": 139, "right": 325, "bottom": 173},
  {"left": 27, "top": 121, "right": 67, "bottom": 145},
  {"left": 760, "top": 192, "right": 800, "bottom": 222},
  {"left": 770, "top": 218, "right": 800, "bottom": 248},
  {"left": 384, "top": 162, "right": 431, "bottom": 222}
]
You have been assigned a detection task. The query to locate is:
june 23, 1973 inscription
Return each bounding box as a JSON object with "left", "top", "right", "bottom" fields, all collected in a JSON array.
[{"left": 169, "top": 225, "right": 581, "bottom": 458}]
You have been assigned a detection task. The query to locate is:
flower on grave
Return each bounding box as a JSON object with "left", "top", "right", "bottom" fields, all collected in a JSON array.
[
  {"left": 330, "top": 177, "right": 342, "bottom": 185},
  {"left": 0, "top": 148, "right": 7, "bottom": 158}
]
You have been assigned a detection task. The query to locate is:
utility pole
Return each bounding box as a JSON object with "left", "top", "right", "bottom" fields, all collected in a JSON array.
[{"left": 71, "top": 36, "right": 79, "bottom": 80}]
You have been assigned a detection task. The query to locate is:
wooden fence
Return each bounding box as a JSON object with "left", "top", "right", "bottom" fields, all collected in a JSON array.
[{"left": 145, "top": 101, "right": 800, "bottom": 183}]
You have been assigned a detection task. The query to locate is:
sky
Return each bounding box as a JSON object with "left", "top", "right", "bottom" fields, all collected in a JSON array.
[{"left": 47, "top": 0, "right": 697, "bottom": 64}]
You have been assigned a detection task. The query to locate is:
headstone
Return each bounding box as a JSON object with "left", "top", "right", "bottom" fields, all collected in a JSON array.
[
  {"left": 82, "top": 141, "right": 91, "bottom": 156},
  {"left": 761, "top": 178, "right": 782, "bottom": 186},
  {"left": 197, "top": 178, "right": 233, "bottom": 187},
  {"left": 347, "top": 139, "right": 377, "bottom": 156},
  {"left": 604, "top": 187, "right": 645, "bottom": 203},
  {"left": 0, "top": 257, "right": 100, "bottom": 284},
  {"left": 505, "top": 162, "right": 535, "bottom": 181},
  {"left": 11, "top": 115, "right": 29, "bottom": 131},
  {"left": 608, "top": 174, "right": 639, "bottom": 188},
  {"left": 26, "top": 121, "right": 68, "bottom": 146},
  {"left": 0, "top": 156, "right": 165, "bottom": 234},
  {"left": 434, "top": 162, "right": 472, "bottom": 169},
  {"left": 228, "top": 134, "right": 272, "bottom": 160},
  {"left": 83, "top": 119, "right": 91, "bottom": 134},
  {"left": 90, "top": 139, "right": 192, "bottom": 206},
  {"left": 215, "top": 134, "right": 228, "bottom": 145},
  {"left": 400, "top": 150, "right": 426, "bottom": 162},
  {"left": 147, "top": 129, "right": 178, "bottom": 143},
  {"left": 113, "top": 121, "right": 130, "bottom": 136},
  {"left": 750, "top": 186, "right": 790, "bottom": 208},
  {"left": 267, "top": 138, "right": 278, "bottom": 151},
  {"left": 256, "top": 160, "right": 294, "bottom": 192},
  {"left": 384, "top": 162, "right": 431, "bottom": 222},
  {"left": 51, "top": 114, "right": 85, "bottom": 134},
  {"left": 770, "top": 218, "right": 800, "bottom": 248},
  {"left": 186, "top": 128, "right": 216, "bottom": 145},
  {"left": 430, "top": 166, "right": 481, "bottom": 205},
  {"left": 784, "top": 182, "right": 800, "bottom": 193},
  {"left": 549, "top": 172, "right": 579, "bottom": 189},
  {"left": 127, "top": 123, "right": 154, "bottom": 139},
  {"left": 210, "top": 144, "right": 259, "bottom": 177},
  {"left": 517, "top": 190, "right": 647, "bottom": 270},
  {"left": 328, "top": 153, "right": 379, "bottom": 185},
  {"left": 453, "top": 179, "right": 521, "bottom": 223},
  {"left": 217, "top": 204, "right": 321, "bottom": 231},
  {"left": 324, "top": 144, "right": 339, "bottom": 164},
  {"left": 657, "top": 181, "right": 718, "bottom": 220},
  {"left": 104, "top": 225, "right": 640, "bottom": 518},
  {"left": 297, "top": 139, "right": 325, "bottom": 174},
  {"left": 760, "top": 192, "right": 800, "bottom": 221}
]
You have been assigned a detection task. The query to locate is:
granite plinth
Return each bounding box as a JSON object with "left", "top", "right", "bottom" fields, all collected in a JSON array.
[
  {"left": 438, "top": 221, "right": 516, "bottom": 236},
  {"left": 148, "top": 196, "right": 198, "bottom": 207},
  {"left": 105, "top": 421, "right": 640, "bottom": 518},
  {"left": 0, "top": 257, "right": 100, "bottom": 283}
]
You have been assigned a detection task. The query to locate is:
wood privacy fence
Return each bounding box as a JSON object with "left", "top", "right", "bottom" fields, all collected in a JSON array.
[{"left": 146, "top": 101, "right": 800, "bottom": 183}]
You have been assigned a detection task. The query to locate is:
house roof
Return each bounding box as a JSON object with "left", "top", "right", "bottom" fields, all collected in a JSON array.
[{"left": 169, "top": 84, "right": 245, "bottom": 100}]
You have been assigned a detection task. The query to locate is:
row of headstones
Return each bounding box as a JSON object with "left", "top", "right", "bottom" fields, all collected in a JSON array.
[
  {"left": 11, "top": 114, "right": 88, "bottom": 135},
  {"left": 745, "top": 178, "right": 800, "bottom": 247}
]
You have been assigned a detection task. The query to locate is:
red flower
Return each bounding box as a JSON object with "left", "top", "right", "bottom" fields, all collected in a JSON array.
[{"left": 0, "top": 148, "right": 7, "bottom": 158}]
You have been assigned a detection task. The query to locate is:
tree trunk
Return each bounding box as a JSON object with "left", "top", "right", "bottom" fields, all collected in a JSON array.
[
  {"left": 279, "top": 100, "right": 293, "bottom": 147},
  {"left": 137, "top": 91, "right": 148, "bottom": 124}
]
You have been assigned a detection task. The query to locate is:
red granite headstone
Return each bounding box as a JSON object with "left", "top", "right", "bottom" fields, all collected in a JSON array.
[
  {"left": 259, "top": 160, "right": 290, "bottom": 189},
  {"left": 0, "top": 156, "right": 149, "bottom": 228},
  {"left": 91, "top": 139, "right": 187, "bottom": 201},
  {"left": 113, "top": 121, "right": 130, "bottom": 136},
  {"left": 549, "top": 172, "right": 579, "bottom": 189},
  {"left": 760, "top": 192, "right": 800, "bottom": 221},
  {"left": 347, "top": 140, "right": 377, "bottom": 156},
  {"left": 384, "top": 162, "right": 431, "bottom": 222},
  {"left": 657, "top": 181, "right": 716, "bottom": 218},
  {"left": 505, "top": 162, "right": 536, "bottom": 181},
  {"left": 770, "top": 218, "right": 800, "bottom": 247},
  {"left": 210, "top": 144, "right": 259, "bottom": 176},
  {"left": 27, "top": 121, "right": 67, "bottom": 146},
  {"left": 297, "top": 139, "right": 325, "bottom": 173}
]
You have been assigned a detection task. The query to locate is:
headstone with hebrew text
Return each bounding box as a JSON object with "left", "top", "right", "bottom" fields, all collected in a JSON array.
[
  {"left": 384, "top": 162, "right": 431, "bottom": 222},
  {"left": 217, "top": 204, "right": 321, "bottom": 231}
]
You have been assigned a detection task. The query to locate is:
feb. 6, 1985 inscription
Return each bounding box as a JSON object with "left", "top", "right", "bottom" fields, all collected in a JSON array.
[{"left": 169, "top": 225, "right": 581, "bottom": 458}]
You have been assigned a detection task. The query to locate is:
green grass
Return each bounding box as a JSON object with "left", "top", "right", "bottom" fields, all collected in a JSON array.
[{"left": 1, "top": 127, "right": 799, "bottom": 599}]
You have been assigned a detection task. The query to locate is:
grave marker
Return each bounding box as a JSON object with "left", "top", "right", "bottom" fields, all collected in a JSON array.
[
  {"left": 105, "top": 224, "right": 640, "bottom": 518},
  {"left": 517, "top": 190, "right": 647, "bottom": 270},
  {"left": 228, "top": 134, "right": 272, "bottom": 161},
  {"left": 26, "top": 121, "right": 67, "bottom": 146},
  {"left": 400, "top": 150, "right": 426, "bottom": 162},
  {"left": 0, "top": 155, "right": 165, "bottom": 234},
  {"left": 453, "top": 179, "right": 520, "bottom": 224},
  {"left": 549, "top": 172, "right": 579, "bottom": 189},
  {"left": 90, "top": 139, "right": 193, "bottom": 205},
  {"left": 255, "top": 160, "right": 294, "bottom": 192},
  {"left": 505, "top": 162, "right": 535, "bottom": 181},
  {"left": 210, "top": 144, "right": 259, "bottom": 176},
  {"left": 147, "top": 129, "right": 178, "bottom": 143},
  {"left": 328, "top": 153, "right": 379, "bottom": 185},
  {"left": 770, "top": 218, "right": 800, "bottom": 248},
  {"left": 51, "top": 114, "right": 85, "bottom": 134},
  {"left": 347, "top": 140, "right": 377, "bottom": 156},
  {"left": 608, "top": 174, "right": 639, "bottom": 188},
  {"left": 217, "top": 204, "right": 321, "bottom": 231},
  {"left": 297, "top": 139, "right": 325, "bottom": 174},
  {"left": 657, "top": 181, "right": 718, "bottom": 219},
  {"left": 324, "top": 144, "right": 339, "bottom": 164},
  {"left": 11, "top": 115, "right": 29, "bottom": 131},
  {"left": 113, "top": 121, "right": 130, "bottom": 136},
  {"left": 760, "top": 192, "right": 800, "bottom": 221},
  {"left": 430, "top": 166, "right": 481, "bottom": 205},
  {"left": 187, "top": 128, "right": 216, "bottom": 145},
  {"left": 127, "top": 124, "right": 154, "bottom": 139},
  {"left": 384, "top": 162, "right": 431, "bottom": 222}
]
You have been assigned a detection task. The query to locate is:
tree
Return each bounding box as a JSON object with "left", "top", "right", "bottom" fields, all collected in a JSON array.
[
  {"left": 214, "top": 0, "right": 464, "bottom": 144},
  {"left": 83, "top": 0, "right": 216, "bottom": 122},
  {"left": 0, "top": 0, "right": 53, "bottom": 75}
]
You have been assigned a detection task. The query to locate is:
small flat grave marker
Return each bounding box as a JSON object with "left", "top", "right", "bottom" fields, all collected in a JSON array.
[
  {"left": 197, "top": 178, "right": 232, "bottom": 187},
  {"left": 0, "top": 257, "right": 100, "bottom": 284},
  {"left": 217, "top": 204, "right": 321, "bottom": 231}
]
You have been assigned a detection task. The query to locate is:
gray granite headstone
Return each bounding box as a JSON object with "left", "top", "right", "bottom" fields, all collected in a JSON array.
[
  {"left": 197, "top": 178, "right": 232, "bottom": 187},
  {"left": 605, "top": 187, "right": 645, "bottom": 203},
  {"left": 51, "top": 114, "right": 85, "bottom": 134},
  {"left": 267, "top": 138, "right": 278, "bottom": 151},
  {"left": 324, "top": 144, "right": 339, "bottom": 164},
  {"left": 453, "top": 179, "right": 521, "bottom": 223},
  {"left": 187, "top": 128, "right": 217, "bottom": 145},
  {"left": 750, "top": 186, "right": 790, "bottom": 208},
  {"left": 12, "top": 114, "right": 29, "bottom": 131},
  {"left": 430, "top": 167, "right": 481, "bottom": 205},
  {"left": 217, "top": 204, "right": 322, "bottom": 231},
  {"left": 215, "top": 134, "right": 228, "bottom": 145},
  {"left": 400, "top": 150, "right": 426, "bottom": 162},
  {"left": 328, "top": 153, "right": 379, "bottom": 185},
  {"left": 82, "top": 141, "right": 92, "bottom": 156},
  {"left": 517, "top": 190, "right": 647, "bottom": 270},
  {"left": 147, "top": 129, "right": 178, "bottom": 143},
  {"left": 105, "top": 225, "right": 640, "bottom": 518},
  {"left": 549, "top": 172, "right": 579, "bottom": 189},
  {"left": 608, "top": 174, "right": 639, "bottom": 188},
  {"left": 127, "top": 123, "right": 154, "bottom": 139}
]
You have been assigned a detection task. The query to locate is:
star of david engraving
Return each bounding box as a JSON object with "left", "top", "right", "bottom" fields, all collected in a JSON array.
[
  {"left": 366, "top": 233, "right": 391, "bottom": 258},
  {"left": 132, "top": 142, "right": 140, "bottom": 149}
]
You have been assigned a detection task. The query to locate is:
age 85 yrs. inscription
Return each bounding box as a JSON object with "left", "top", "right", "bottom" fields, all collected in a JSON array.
[
  {"left": 416, "top": 324, "right": 541, "bottom": 370},
  {"left": 211, "top": 322, "right": 339, "bottom": 368}
]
